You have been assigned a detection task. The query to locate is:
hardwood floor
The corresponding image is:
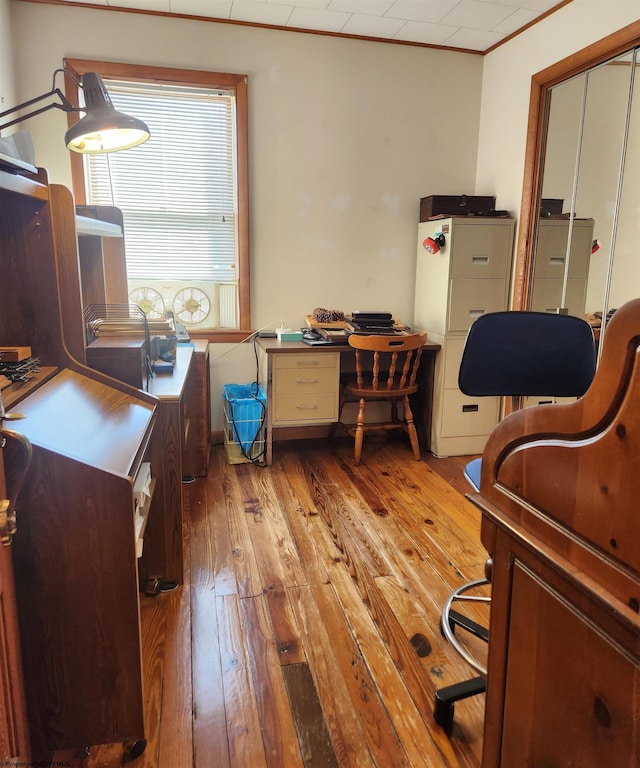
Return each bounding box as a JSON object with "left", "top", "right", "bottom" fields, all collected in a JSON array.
[{"left": 67, "top": 438, "right": 488, "bottom": 767}]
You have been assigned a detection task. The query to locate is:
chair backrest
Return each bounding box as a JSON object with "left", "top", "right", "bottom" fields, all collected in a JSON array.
[
  {"left": 348, "top": 332, "right": 427, "bottom": 391},
  {"left": 458, "top": 311, "right": 596, "bottom": 398}
]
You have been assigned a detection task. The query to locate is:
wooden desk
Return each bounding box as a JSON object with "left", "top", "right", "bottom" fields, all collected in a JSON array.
[
  {"left": 258, "top": 338, "right": 440, "bottom": 465},
  {"left": 10, "top": 369, "right": 155, "bottom": 751}
]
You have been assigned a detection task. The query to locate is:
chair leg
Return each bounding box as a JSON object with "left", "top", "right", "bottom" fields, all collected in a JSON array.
[
  {"left": 354, "top": 397, "right": 366, "bottom": 464},
  {"left": 403, "top": 395, "right": 421, "bottom": 460}
]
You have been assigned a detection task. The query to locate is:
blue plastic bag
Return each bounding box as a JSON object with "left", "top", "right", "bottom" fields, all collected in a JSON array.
[{"left": 223, "top": 383, "right": 266, "bottom": 451}]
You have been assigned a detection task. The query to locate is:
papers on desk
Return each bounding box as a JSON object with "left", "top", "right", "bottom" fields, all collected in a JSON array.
[{"left": 134, "top": 462, "right": 152, "bottom": 557}]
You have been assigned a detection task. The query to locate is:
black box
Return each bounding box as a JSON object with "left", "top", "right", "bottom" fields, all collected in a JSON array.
[
  {"left": 540, "top": 198, "right": 564, "bottom": 216},
  {"left": 420, "top": 194, "right": 496, "bottom": 221}
]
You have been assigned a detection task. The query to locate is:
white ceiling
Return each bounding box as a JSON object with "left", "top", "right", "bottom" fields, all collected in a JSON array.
[{"left": 57, "top": 0, "right": 568, "bottom": 53}]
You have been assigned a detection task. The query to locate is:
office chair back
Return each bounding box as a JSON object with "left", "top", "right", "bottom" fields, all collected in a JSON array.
[
  {"left": 458, "top": 311, "right": 596, "bottom": 492},
  {"left": 458, "top": 311, "right": 596, "bottom": 399}
]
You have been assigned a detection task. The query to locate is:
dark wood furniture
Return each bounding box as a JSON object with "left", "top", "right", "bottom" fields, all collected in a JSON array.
[
  {"left": 86, "top": 336, "right": 149, "bottom": 390},
  {"left": 0, "top": 163, "right": 158, "bottom": 755},
  {"left": 183, "top": 338, "right": 211, "bottom": 479},
  {"left": 0, "top": 429, "right": 30, "bottom": 761},
  {"left": 258, "top": 338, "right": 440, "bottom": 465},
  {"left": 470, "top": 297, "right": 640, "bottom": 766},
  {"left": 140, "top": 344, "right": 194, "bottom": 590}
]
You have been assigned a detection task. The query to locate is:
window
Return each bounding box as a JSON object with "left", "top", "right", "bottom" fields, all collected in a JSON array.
[{"left": 65, "top": 60, "right": 250, "bottom": 339}]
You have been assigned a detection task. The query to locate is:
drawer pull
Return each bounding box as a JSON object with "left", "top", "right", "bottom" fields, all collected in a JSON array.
[
  {"left": 471, "top": 255, "right": 489, "bottom": 264},
  {"left": 469, "top": 309, "right": 485, "bottom": 320},
  {"left": 296, "top": 404, "right": 318, "bottom": 410},
  {"left": 297, "top": 360, "right": 319, "bottom": 366},
  {"left": 296, "top": 378, "right": 320, "bottom": 384},
  {"left": 549, "top": 257, "right": 565, "bottom": 266},
  {"left": 462, "top": 404, "right": 479, "bottom": 413}
]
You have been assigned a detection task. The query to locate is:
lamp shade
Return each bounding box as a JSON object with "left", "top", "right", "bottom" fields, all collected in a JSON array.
[{"left": 65, "top": 72, "right": 150, "bottom": 153}]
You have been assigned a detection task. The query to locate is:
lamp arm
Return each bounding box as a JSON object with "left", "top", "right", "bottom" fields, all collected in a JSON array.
[{"left": 0, "top": 87, "right": 80, "bottom": 133}]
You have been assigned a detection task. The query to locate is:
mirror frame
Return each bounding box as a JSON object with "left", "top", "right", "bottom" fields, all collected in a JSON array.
[{"left": 513, "top": 19, "right": 640, "bottom": 311}]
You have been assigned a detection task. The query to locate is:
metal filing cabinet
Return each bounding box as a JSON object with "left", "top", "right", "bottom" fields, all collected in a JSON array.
[{"left": 413, "top": 216, "right": 515, "bottom": 457}]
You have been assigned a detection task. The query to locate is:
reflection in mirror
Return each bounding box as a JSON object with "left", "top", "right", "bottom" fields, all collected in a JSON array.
[
  {"left": 533, "top": 48, "right": 638, "bottom": 343},
  {"left": 608, "top": 50, "right": 640, "bottom": 326}
]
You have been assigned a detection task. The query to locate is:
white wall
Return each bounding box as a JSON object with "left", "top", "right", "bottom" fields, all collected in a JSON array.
[
  {"left": 8, "top": 2, "right": 484, "bottom": 428},
  {"left": 0, "top": 0, "right": 15, "bottom": 114}
]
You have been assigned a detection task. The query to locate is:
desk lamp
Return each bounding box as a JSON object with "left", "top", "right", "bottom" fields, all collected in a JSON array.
[{"left": 0, "top": 69, "right": 150, "bottom": 154}]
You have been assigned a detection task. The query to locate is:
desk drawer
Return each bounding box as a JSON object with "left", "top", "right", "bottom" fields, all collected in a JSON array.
[
  {"left": 275, "top": 367, "right": 338, "bottom": 395},
  {"left": 274, "top": 393, "right": 337, "bottom": 424},
  {"left": 274, "top": 352, "right": 339, "bottom": 371}
]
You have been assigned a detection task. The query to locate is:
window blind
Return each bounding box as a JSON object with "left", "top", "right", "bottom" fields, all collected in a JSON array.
[{"left": 84, "top": 81, "right": 238, "bottom": 284}]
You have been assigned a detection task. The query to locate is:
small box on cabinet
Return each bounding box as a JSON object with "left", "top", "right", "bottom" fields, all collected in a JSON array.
[
  {"left": 420, "top": 195, "right": 496, "bottom": 221},
  {"left": 86, "top": 336, "right": 149, "bottom": 390}
]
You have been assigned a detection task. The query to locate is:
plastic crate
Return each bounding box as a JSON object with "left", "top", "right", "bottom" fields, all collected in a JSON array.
[{"left": 222, "top": 383, "right": 266, "bottom": 464}]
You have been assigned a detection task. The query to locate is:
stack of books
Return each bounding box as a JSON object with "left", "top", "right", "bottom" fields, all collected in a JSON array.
[{"left": 347, "top": 312, "right": 400, "bottom": 335}]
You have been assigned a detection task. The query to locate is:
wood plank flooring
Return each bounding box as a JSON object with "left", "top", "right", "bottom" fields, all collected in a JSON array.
[{"left": 63, "top": 437, "right": 488, "bottom": 767}]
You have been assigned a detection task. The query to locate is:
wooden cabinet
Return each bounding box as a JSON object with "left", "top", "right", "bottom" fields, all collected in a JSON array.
[
  {"left": 0, "top": 162, "right": 157, "bottom": 754},
  {"left": 414, "top": 217, "right": 514, "bottom": 456},
  {"left": 139, "top": 345, "right": 194, "bottom": 589},
  {"left": 11, "top": 370, "right": 155, "bottom": 750},
  {"left": 183, "top": 339, "right": 211, "bottom": 479},
  {"left": 0, "top": 432, "right": 30, "bottom": 761}
]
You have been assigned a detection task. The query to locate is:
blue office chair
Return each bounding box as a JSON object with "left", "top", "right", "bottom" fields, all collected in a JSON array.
[{"left": 433, "top": 310, "right": 597, "bottom": 729}]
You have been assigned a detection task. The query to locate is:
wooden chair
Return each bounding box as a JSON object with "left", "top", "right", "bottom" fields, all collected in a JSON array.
[{"left": 336, "top": 332, "right": 427, "bottom": 465}]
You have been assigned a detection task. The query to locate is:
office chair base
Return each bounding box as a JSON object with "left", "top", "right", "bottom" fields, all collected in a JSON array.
[
  {"left": 434, "top": 676, "right": 487, "bottom": 729},
  {"left": 444, "top": 609, "right": 489, "bottom": 643}
]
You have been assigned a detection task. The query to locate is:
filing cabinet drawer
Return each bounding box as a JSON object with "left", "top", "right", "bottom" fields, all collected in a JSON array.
[
  {"left": 275, "top": 367, "right": 339, "bottom": 395},
  {"left": 534, "top": 220, "right": 593, "bottom": 280},
  {"left": 530, "top": 277, "right": 587, "bottom": 316},
  {"left": 274, "top": 393, "right": 337, "bottom": 424},
  {"left": 440, "top": 389, "right": 500, "bottom": 438},
  {"left": 447, "top": 279, "right": 508, "bottom": 332},
  {"left": 449, "top": 223, "right": 513, "bottom": 279},
  {"left": 442, "top": 336, "right": 466, "bottom": 390},
  {"left": 523, "top": 395, "right": 576, "bottom": 408}
]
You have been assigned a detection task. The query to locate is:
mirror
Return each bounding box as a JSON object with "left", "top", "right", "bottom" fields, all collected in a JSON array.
[{"left": 514, "top": 22, "right": 640, "bottom": 347}]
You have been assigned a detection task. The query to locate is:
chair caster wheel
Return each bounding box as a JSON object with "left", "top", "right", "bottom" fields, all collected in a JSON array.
[
  {"left": 124, "top": 737, "right": 147, "bottom": 760},
  {"left": 433, "top": 696, "right": 454, "bottom": 729}
]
